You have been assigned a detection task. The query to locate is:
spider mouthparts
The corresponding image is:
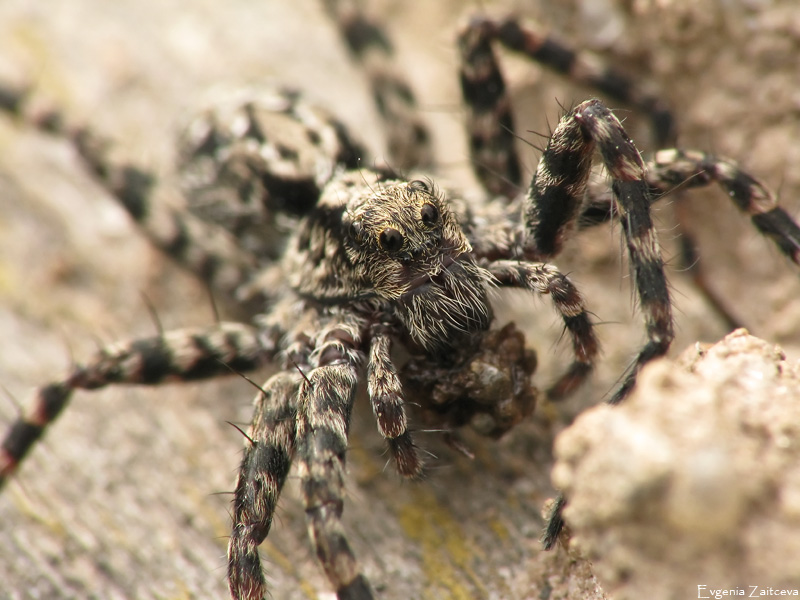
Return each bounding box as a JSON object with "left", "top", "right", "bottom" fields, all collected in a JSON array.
[{"left": 401, "top": 254, "right": 459, "bottom": 298}]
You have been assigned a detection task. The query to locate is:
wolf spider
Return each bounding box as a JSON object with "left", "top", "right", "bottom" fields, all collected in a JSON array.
[{"left": 2, "top": 2, "right": 800, "bottom": 599}]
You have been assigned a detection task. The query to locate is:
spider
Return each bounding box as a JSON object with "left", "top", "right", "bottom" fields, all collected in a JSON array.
[{"left": 2, "top": 2, "right": 800, "bottom": 599}]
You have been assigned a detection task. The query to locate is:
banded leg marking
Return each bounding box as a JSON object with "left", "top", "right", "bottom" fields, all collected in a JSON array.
[
  {"left": 323, "top": 0, "right": 431, "bottom": 170},
  {"left": 297, "top": 317, "right": 374, "bottom": 599},
  {"left": 489, "top": 260, "right": 598, "bottom": 399},
  {"left": 227, "top": 372, "right": 302, "bottom": 600},
  {"left": 1, "top": 323, "right": 264, "bottom": 488},
  {"left": 368, "top": 331, "right": 421, "bottom": 478},
  {"left": 457, "top": 16, "right": 676, "bottom": 199},
  {"left": 1, "top": 87, "right": 260, "bottom": 300}
]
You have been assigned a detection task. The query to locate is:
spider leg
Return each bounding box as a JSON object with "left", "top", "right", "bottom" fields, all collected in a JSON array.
[
  {"left": 487, "top": 261, "right": 598, "bottom": 399},
  {"left": 457, "top": 16, "right": 675, "bottom": 198},
  {"left": 297, "top": 316, "right": 372, "bottom": 600},
  {"left": 576, "top": 149, "right": 800, "bottom": 328},
  {"left": 541, "top": 493, "right": 568, "bottom": 551},
  {"left": 1, "top": 86, "right": 367, "bottom": 307},
  {"left": 536, "top": 101, "right": 674, "bottom": 551},
  {"left": 323, "top": 0, "right": 432, "bottom": 170},
  {"left": 0, "top": 87, "right": 260, "bottom": 301},
  {"left": 368, "top": 330, "right": 422, "bottom": 478},
  {"left": 458, "top": 16, "right": 796, "bottom": 330},
  {"left": 648, "top": 149, "right": 800, "bottom": 265},
  {"left": 577, "top": 149, "right": 800, "bottom": 265},
  {"left": 0, "top": 322, "right": 266, "bottom": 489},
  {"left": 649, "top": 150, "right": 800, "bottom": 326},
  {"left": 227, "top": 371, "right": 302, "bottom": 600},
  {"left": 457, "top": 17, "right": 522, "bottom": 198},
  {"left": 530, "top": 100, "right": 674, "bottom": 404},
  {"left": 178, "top": 89, "right": 366, "bottom": 261}
]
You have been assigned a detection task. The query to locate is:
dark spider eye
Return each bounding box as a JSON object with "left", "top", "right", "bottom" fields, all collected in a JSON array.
[
  {"left": 378, "top": 227, "right": 404, "bottom": 252},
  {"left": 408, "top": 179, "right": 432, "bottom": 194},
  {"left": 348, "top": 219, "right": 364, "bottom": 243},
  {"left": 420, "top": 203, "right": 439, "bottom": 227}
]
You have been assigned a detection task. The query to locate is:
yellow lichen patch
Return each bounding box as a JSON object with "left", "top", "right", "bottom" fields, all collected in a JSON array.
[
  {"left": 487, "top": 516, "right": 510, "bottom": 543},
  {"left": 346, "top": 440, "right": 385, "bottom": 484},
  {"left": 398, "top": 486, "right": 489, "bottom": 600}
]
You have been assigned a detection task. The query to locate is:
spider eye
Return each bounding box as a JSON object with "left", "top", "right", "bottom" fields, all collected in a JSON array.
[
  {"left": 408, "top": 179, "right": 432, "bottom": 194},
  {"left": 348, "top": 219, "right": 364, "bottom": 243},
  {"left": 378, "top": 227, "right": 404, "bottom": 253},
  {"left": 420, "top": 203, "right": 439, "bottom": 227}
]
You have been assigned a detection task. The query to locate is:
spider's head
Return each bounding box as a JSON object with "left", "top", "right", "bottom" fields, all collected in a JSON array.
[
  {"left": 343, "top": 178, "right": 471, "bottom": 299},
  {"left": 343, "top": 177, "right": 493, "bottom": 355}
]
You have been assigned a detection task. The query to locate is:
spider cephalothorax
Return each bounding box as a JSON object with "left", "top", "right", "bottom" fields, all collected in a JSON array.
[
  {"left": 2, "top": 2, "right": 800, "bottom": 600},
  {"left": 324, "top": 174, "right": 493, "bottom": 353}
]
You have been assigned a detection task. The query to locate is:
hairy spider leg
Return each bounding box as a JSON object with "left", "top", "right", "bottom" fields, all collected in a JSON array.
[
  {"left": 577, "top": 149, "right": 800, "bottom": 325},
  {"left": 1, "top": 85, "right": 368, "bottom": 309},
  {"left": 651, "top": 150, "right": 800, "bottom": 327},
  {"left": 581, "top": 102, "right": 674, "bottom": 401},
  {"left": 541, "top": 493, "right": 568, "bottom": 551},
  {"left": 460, "top": 18, "right": 683, "bottom": 403},
  {"left": 457, "top": 16, "right": 676, "bottom": 199},
  {"left": 323, "top": 0, "right": 432, "bottom": 170},
  {"left": 368, "top": 330, "right": 422, "bottom": 478},
  {"left": 648, "top": 150, "right": 800, "bottom": 264},
  {"left": 457, "top": 22, "right": 675, "bottom": 381},
  {"left": 457, "top": 17, "right": 521, "bottom": 199},
  {"left": 487, "top": 261, "right": 598, "bottom": 400},
  {"left": 296, "top": 315, "right": 374, "bottom": 600},
  {"left": 227, "top": 371, "right": 302, "bottom": 600},
  {"left": 455, "top": 15, "right": 776, "bottom": 330},
  {"left": 474, "top": 98, "right": 671, "bottom": 406},
  {"left": 0, "top": 87, "right": 260, "bottom": 301},
  {"left": 0, "top": 323, "right": 265, "bottom": 489},
  {"left": 525, "top": 100, "right": 673, "bottom": 551},
  {"left": 578, "top": 151, "right": 800, "bottom": 264}
]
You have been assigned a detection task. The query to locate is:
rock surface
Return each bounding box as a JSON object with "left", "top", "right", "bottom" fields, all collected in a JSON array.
[{"left": 555, "top": 330, "right": 800, "bottom": 599}]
